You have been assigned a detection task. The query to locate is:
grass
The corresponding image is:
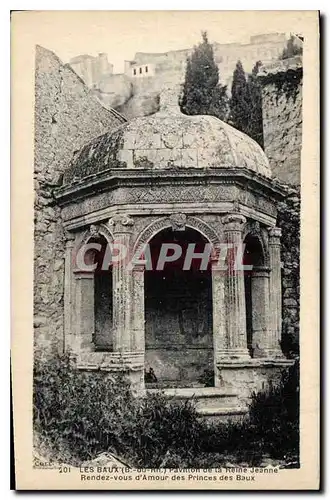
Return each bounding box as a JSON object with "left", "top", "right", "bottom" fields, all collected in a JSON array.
[{"left": 33, "top": 352, "right": 299, "bottom": 468}]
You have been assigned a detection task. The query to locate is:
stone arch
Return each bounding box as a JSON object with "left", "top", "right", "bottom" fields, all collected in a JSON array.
[
  {"left": 133, "top": 214, "right": 221, "bottom": 258},
  {"left": 73, "top": 222, "right": 115, "bottom": 351},
  {"left": 243, "top": 221, "right": 270, "bottom": 268},
  {"left": 75, "top": 222, "right": 114, "bottom": 254}
]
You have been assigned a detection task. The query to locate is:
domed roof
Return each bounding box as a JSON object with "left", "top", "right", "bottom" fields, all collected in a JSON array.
[{"left": 63, "top": 86, "right": 271, "bottom": 185}]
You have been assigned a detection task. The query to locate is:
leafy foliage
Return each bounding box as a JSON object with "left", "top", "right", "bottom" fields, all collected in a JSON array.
[
  {"left": 180, "top": 31, "right": 229, "bottom": 120},
  {"left": 34, "top": 352, "right": 299, "bottom": 468}
]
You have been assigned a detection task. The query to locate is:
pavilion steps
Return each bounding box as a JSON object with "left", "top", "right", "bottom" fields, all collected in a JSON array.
[{"left": 146, "top": 386, "right": 248, "bottom": 421}]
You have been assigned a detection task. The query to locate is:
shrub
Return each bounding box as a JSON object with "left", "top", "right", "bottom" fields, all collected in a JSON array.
[
  {"left": 124, "top": 392, "right": 203, "bottom": 467},
  {"left": 33, "top": 352, "right": 203, "bottom": 466},
  {"left": 33, "top": 351, "right": 136, "bottom": 463},
  {"left": 248, "top": 361, "right": 300, "bottom": 461},
  {"left": 34, "top": 352, "right": 299, "bottom": 467}
]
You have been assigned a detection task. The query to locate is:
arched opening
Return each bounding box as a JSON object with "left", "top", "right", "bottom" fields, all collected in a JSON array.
[
  {"left": 144, "top": 227, "right": 213, "bottom": 388},
  {"left": 84, "top": 234, "right": 113, "bottom": 351},
  {"left": 243, "top": 233, "right": 267, "bottom": 357}
]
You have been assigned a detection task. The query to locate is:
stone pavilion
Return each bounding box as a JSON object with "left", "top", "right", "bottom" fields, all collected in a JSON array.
[{"left": 55, "top": 86, "right": 293, "bottom": 418}]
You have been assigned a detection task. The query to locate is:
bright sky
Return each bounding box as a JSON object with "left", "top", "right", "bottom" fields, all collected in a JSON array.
[{"left": 29, "top": 11, "right": 302, "bottom": 74}]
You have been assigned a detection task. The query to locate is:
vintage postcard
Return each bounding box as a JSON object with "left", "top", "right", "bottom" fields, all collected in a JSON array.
[{"left": 11, "top": 10, "right": 320, "bottom": 490}]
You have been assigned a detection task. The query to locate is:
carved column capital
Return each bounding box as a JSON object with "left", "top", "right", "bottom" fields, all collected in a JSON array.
[
  {"left": 64, "top": 230, "right": 75, "bottom": 248},
  {"left": 169, "top": 212, "right": 187, "bottom": 231},
  {"left": 268, "top": 227, "right": 282, "bottom": 244},
  {"left": 109, "top": 213, "right": 134, "bottom": 233},
  {"left": 222, "top": 213, "right": 246, "bottom": 232}
]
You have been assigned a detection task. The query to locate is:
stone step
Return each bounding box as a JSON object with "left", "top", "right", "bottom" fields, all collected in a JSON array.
[
  {"left": 196, "top": 405, "right": 248, "bottom": 423},
  {"left": 147, "top": 387, "right": 240, "bottom": 409},
  {"left": 146, "top": 381, "right": 206, "bottom": 389}
]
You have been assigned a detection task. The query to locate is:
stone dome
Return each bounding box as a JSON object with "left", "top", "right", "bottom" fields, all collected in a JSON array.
[{"left": 63, "top": 86, "right": 271, "bottom": 184}]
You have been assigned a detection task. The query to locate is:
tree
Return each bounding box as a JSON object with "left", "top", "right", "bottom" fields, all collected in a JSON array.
[
  {"left": 280, "top": 34, "right": 303, "bottom": 60},
  {"left": 246, "top": 61, "right": 264, "bottom": 147},
  {"left": 229, "top": 60, "right": 250, "bottom": 134},
  {"left": 229, "top": 60, "right": 264, "bottom": 148},
  {"left": 180, "top": 31, "right": 229, "bottom": 120}
]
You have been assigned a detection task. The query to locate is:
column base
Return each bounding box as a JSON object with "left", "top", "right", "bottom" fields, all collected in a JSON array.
[
  {"left": 253, "top": 347, "right": 286, "bottom": 360},
  {"left": 215, "top": 348, "right": 251, "bottom": 362}
]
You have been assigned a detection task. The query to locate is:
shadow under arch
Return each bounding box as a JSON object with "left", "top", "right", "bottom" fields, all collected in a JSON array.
[
  {"left": 243, "top": 232, "right": 269, "bottom": 357},
  {"left": 142, "top": 221, "right": 217, "bottom": 388}
]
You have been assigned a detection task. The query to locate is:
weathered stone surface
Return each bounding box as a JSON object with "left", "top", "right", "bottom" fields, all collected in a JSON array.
[
  {"left": 258, "top": 56, "right": 302, "bottom": 185},
  {"left": 34, "top": 45, "right": 125, "bottom": 355},
  {"left": 63, "top": 87, "right": 272, "bottom": 183},
  {"left": 276, "top": 187, "right": 300, "bottom": 355}
]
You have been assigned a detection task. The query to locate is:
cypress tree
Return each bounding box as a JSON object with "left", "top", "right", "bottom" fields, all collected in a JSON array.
[
  {"left": 246, "top": 60, "right": 264, "bottom": 147},
  {"left": 230, "top": 60, "right": 264, "bottom": 148},
  {"left": 229, "top": 60, "right": 250, "bottom": 134},
  {"left": 180, "top": 31, "right": 228, "bottom": 120}
]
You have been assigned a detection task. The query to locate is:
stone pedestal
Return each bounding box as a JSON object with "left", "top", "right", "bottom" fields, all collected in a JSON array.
[
  {"left": 268, "top": 227, "right": 285, "bottom": 357},
  {"left": 219, "top": 213, "right": 250, "bottom": 361}
]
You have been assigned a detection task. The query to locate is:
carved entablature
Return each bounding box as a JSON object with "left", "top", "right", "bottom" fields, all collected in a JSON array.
[
  {"left": 232, "top": 200, "right": 241, "bottom": 213},
  {"left": 238, "top": 189, "right": 277, "bottom": 218}
]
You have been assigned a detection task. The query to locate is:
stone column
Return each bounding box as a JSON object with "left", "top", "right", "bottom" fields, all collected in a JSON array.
[
  {"left": 221, "top": 213, "right": 250, "bottom": 360},
  {"left": 73, "top": 271, "right": 95, "bottom": 352},
  {"left": 131, "top": 264, "right": 145, "bottom": 352},
  {"left": 109, "top": 213, "right": 134, "bottom": 352},
  {"left": 268, "top": 227, "right": 284, "bottom": 357},
  {"left": 251, "top": 267, "right": 271, "bottom": 357},
  {"left": 63, "top": 231, "right": 75, "bottom": 352},
  {"left": 212, "top": 260, "right": 227, "bottom": 384}
]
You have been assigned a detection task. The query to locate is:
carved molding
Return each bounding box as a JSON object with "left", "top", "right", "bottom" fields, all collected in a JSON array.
[{"left": 133, "top": 215, "right": 221, "bottom": 255}]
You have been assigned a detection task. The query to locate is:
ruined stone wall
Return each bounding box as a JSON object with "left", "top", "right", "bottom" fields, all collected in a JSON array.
[
  {"left": 257, "top": 57, "right": 301, "bottom": 354},
  {"left": 34, "top": 45, "right": 125, "bottom": 356},
  {"left": 277, "top": 186, "right": 300, "bottom": 356},
  {"left": 258, "top": 56, "right": 303, "bottom": 186}
]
